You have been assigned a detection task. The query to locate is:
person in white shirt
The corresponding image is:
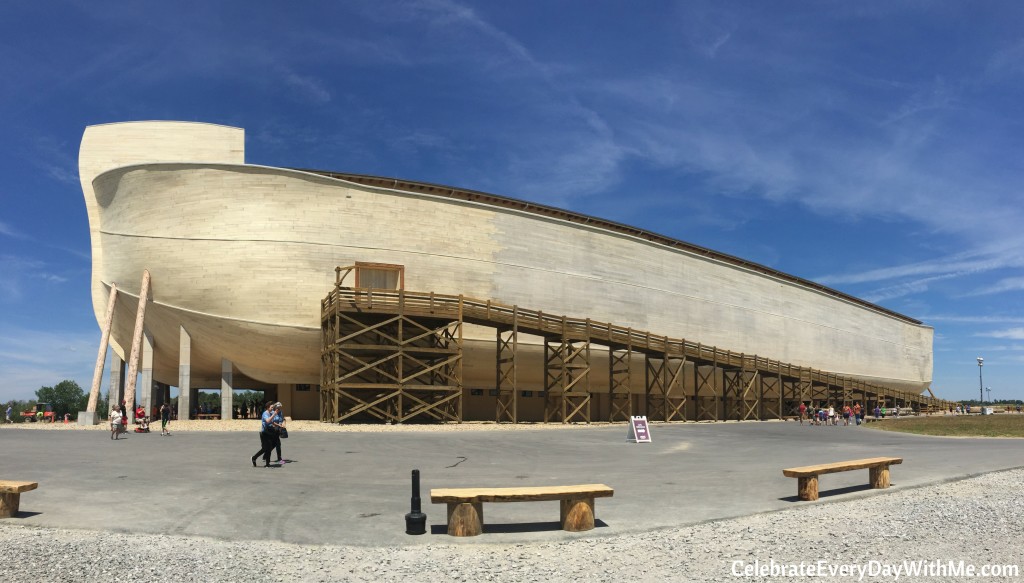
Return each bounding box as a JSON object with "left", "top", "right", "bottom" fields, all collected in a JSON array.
[{"left": 110, "top": 406, "right": 124, "bottom": 440}]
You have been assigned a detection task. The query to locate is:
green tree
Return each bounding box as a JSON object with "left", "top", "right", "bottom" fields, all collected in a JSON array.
[
  {"left": 35, "top": 380, "right": 87, "bottom": 418},
  {"left": 98, "top": 390, "right": 109, "bottom": 420}
]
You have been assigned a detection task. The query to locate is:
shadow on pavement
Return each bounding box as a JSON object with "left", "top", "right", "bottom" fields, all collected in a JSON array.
[
  {"left": 429, "top": 519, "right": 610, "bottom": 535},
  {"left": 778, "top": 482, "right": 877, "bottom": 502}
]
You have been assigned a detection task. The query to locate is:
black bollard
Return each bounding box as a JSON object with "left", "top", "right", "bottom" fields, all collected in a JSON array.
[{"left": 405, "top": 469, "right": 427, "bottom": 535}]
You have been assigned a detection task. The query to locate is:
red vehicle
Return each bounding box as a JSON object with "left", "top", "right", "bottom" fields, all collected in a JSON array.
[{"left": 21, "top": 403, "right": 56, "bottom": 422}]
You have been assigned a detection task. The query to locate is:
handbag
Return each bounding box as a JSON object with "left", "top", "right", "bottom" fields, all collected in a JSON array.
[{"left": 279, "top": 427, "right": 288, "bottom": 439}]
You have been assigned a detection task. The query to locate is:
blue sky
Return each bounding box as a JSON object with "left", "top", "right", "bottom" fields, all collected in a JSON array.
[{"left": 1, "top": 1, "right": 1022, "bottom": 403}]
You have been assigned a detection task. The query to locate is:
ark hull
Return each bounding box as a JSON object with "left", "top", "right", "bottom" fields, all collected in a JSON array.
[{"left": 80, "top": 122, "right": 933, "bottom": 420}]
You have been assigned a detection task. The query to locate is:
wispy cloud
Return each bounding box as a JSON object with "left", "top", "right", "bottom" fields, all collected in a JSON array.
[
  {"left": 681, "top": 5, "right": 736, "bottom": 58},
  {"left": 861, "top": 273, "right": 964, "bottom": 303},
  {"left": 963, "top": 276, "right": 1024, "bottom": 297},
  {"left": 817, "top": 244, "right": 1024, "bottom": 291},
  {"left": 30, "top": 136, "right": 79, "bottom": 185},
  {"left": 0, "top": 218, "right": 27, "bottom": 239},
  {"left": 927, "top": 315, "right": 1024, "bottom": 324},
  {"left": 979, "top": 328, "right": 1024, "bottom": 340},
  {"left": 282, "top": 70, "right": 331, "bottom": 104},
  {"left": 0, "top": 326, "right": 99, "bottom": 402},
  {"left": 0, "top": 255, "right": 69, "bottom": 301}
]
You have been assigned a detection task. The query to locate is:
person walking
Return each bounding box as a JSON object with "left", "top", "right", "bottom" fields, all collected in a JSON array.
[
  {"left": 160, "top": 403, "right": 172, "bottom": 435},
  {"left": 272, "top": 402, "right": 286, "bottom": 463},
  {"left": 110, "top": 405, "right": 124, "bottom": 440},
  {"left": 798, "top": 402, "right": 806, "bottom": 425},
  {"left": 5, "top": 403, "right": 11, "bottom": 423},
  {"left": 251, "top": 402, "right": 279, "bottom": 468}
]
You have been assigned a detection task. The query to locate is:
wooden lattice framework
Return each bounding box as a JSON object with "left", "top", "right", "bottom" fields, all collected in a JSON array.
[
  {"left": 320, "top": 297, "right": 463, "bottom": 424},
  {"left": 761, "top": 370, "right": 783, "bottom": 420},
  {"left": 645, "top": 348, "right": 687, "bottom": 422},
  {"left": 608, "top": 340, "right": 633, "bottom": 422},
  {"left": 543, "top": 319, "right": 592, "bottom": 423},
  {"left": 495, "top": 317, "right": 518, "bottom": 423},
  {"left": 694, "top": 358, "right": 720, "bottom": 421}
]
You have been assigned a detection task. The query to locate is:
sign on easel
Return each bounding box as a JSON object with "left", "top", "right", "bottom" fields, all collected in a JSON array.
[{"left": 627, "top": 416, "right": 652, "bottom": 443}]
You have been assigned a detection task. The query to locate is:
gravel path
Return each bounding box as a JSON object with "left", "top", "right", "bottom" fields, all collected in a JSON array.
[{"left": 2, "top": 468, "right": 1021, "bottom": 582}]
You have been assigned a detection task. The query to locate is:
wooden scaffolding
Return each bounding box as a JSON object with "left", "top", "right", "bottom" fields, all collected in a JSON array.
[
  {"left": 320, "top": 294, "right": 463, "bottom": 423},
  {"left": 320, "top": 283, "right": 952, "bottom": 424}
]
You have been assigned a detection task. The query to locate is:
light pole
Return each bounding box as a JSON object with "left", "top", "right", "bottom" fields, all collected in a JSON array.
[{"left": 977, "top": 357, "right": 984, "bottom": 405}]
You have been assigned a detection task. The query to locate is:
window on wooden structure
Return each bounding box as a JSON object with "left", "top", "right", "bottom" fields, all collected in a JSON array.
[{"left": 355, "top": 262, "right": 405, "bottom": 290}]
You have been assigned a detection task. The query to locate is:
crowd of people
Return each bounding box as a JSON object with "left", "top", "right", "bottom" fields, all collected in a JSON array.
[
  {"left": 108, "top": 400, "right": 174, "bottom": 438},
  {"left": 796, "top": 402, "right": 886, "bottom": 426}
]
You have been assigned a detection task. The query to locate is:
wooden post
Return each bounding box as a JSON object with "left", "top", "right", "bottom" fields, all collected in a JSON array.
[
  {"left": 446, "top": 502, "right": 483, "bottom": 536},
  {"left": 797, "top": 476, "right": 819, "bottom": 501},
  {"left": 123, "top": 270, "right": 151, "bottom": 413},
  {"left": 87, "top": 284, "right": 118, "bottom": 412},
  {"left": 560, "top": 496, "right": 596, "bottom": 531},
  {"left": 0, "top": 493, "right": 19, "bottom": 518},
  {"left": 869, "top": 465, "right": 891, "bottom": 489}
]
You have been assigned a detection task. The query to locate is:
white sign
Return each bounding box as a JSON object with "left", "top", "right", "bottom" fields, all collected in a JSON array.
[{"left": 627, "top": 416, "right": 652, "bottom": 443}]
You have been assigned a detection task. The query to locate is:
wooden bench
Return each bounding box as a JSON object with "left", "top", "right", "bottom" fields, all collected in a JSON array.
[
  {"left": 783, "top": 457, "right": 902, "bottom": 501},
  {"left": 196, "top": 413, "right": 220, "bottom": 420},
  {"left": 431, "top": 484, "right": 614, "bottom": 537},
  {"left": 0, "top": 481, "right": 38, "bottom": 518}
]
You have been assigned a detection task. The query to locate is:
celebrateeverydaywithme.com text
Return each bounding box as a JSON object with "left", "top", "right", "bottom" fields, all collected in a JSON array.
[{"left": 731, "top": 559, "right": 1020, "bottom": 579}]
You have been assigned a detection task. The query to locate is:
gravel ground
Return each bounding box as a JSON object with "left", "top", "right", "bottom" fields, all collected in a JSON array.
[{"left": 1, "top": 468, "right": 1021, "bottom": 582}]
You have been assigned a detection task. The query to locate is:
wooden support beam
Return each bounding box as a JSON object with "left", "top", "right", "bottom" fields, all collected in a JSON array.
[
  {"left": 123, "top": 270, "right": 151, "bottom": 413},
  {"left": 543, "top": 332, "right": 591, "bottom": 424},
  {"left": 87, "top": 283, "right": 117, "bottom": 413},
  {"left": 644, "top": 352, "right": 686, "bottom": 422},
  {"left": 608, "top": 338, "right": 632, "bottom": 422},
  {"left": 495, "top": 309, "right": 518, "bottom": 423}
]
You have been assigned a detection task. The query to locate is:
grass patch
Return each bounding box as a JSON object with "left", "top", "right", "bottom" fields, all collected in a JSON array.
[{"left": 869, "top": 414, "right": 1024, "bottom": 437}]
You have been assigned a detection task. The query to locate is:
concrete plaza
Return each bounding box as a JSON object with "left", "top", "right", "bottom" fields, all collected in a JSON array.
[{"left": 2, "top": 421, "right": 1021, "bottom": 546}]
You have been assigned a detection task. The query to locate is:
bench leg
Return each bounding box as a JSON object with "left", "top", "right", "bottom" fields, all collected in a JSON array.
[
  {"left": 797, "top": 476, "right": 819, "bottom": 501},
  {"left": 869, "top": 465, "right": 891, "bottom": 489},
  {"left": 560, "top": 496, "right": 596, "bottom": 532},
  {"left": 446, "top": 502, "right": 483, "bottom": 537},
  {"left": 0, "top": 493, "right": 20, "bottom": 518}
]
